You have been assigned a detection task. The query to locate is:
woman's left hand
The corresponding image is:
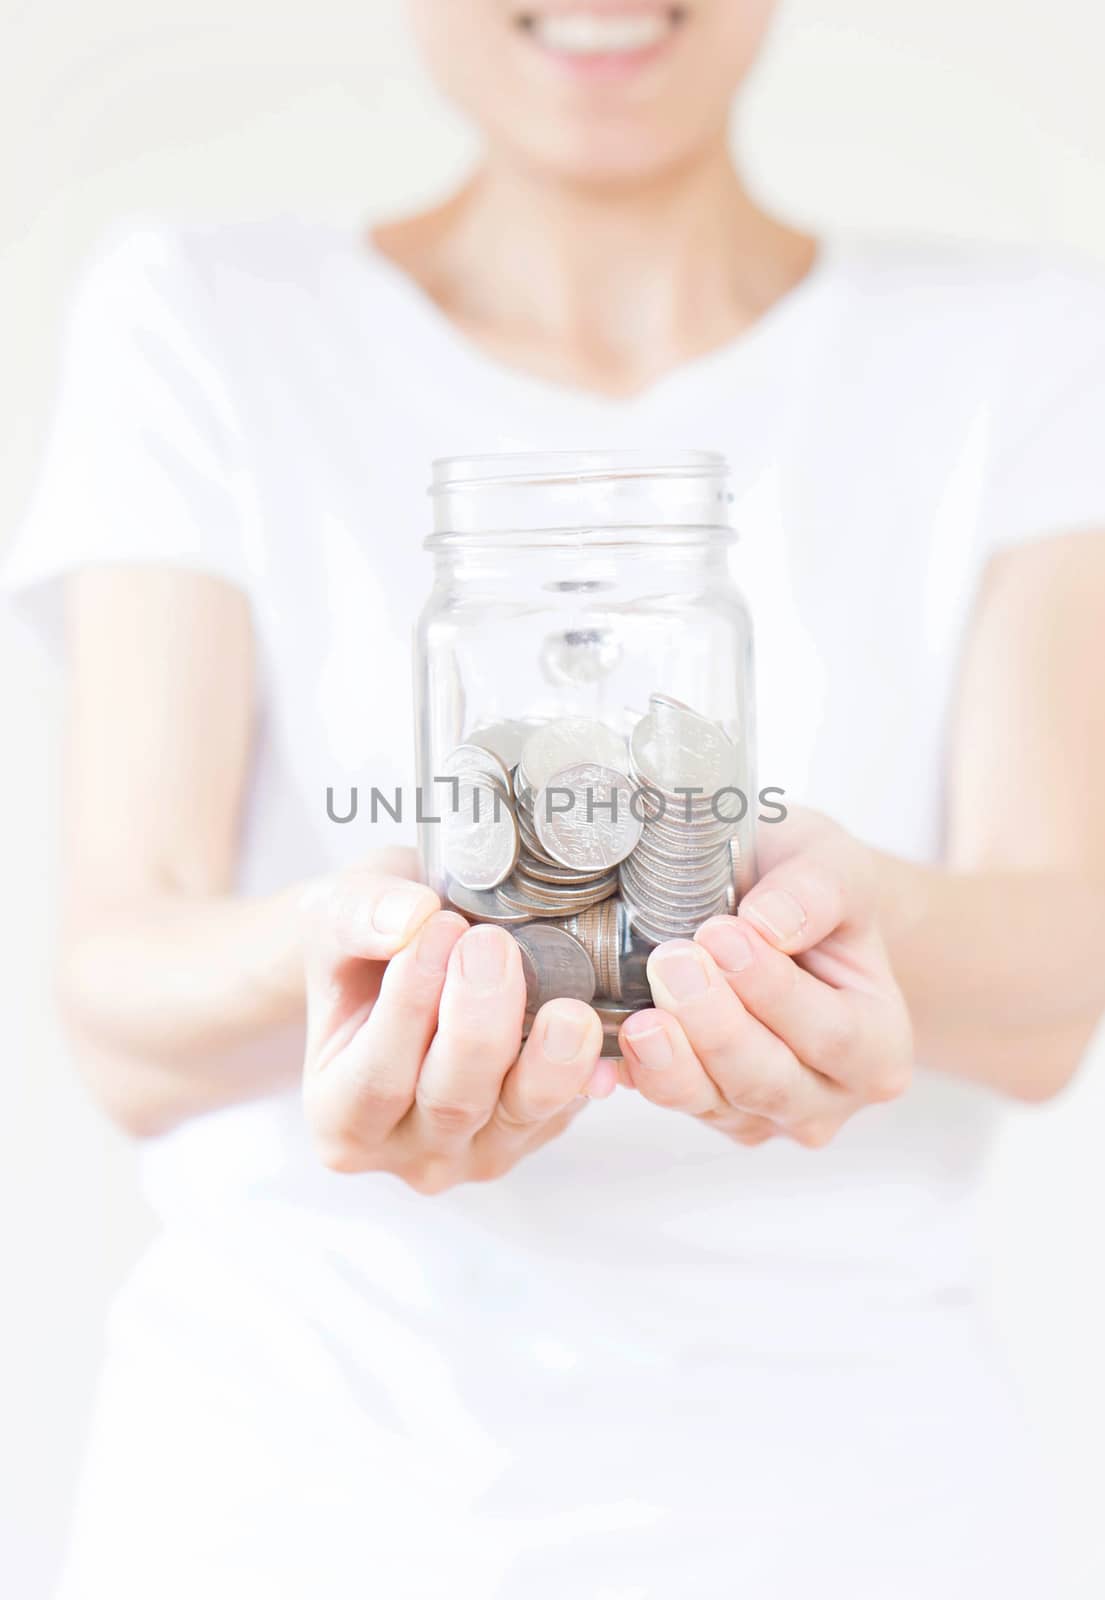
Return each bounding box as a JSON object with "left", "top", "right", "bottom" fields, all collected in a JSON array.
[{"left": 618, "top": 811, "right": 914, "bottom": 1148}]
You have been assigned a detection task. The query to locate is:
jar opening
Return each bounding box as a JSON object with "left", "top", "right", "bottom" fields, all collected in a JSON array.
[{"left": 428, "top": 448, "right": 734, "bottom": 542}]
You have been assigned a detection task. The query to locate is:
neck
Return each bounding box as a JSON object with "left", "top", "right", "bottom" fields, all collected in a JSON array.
[{"left": 374, "top": 141, "right": 816, "bottom": 395}]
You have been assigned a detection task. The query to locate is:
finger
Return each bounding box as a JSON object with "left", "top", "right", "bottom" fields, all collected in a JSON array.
[
  {"left": 401, "top": 924, "right": 527, "bottom": 1154},
  {"left": 645, "top": 939, "right": 844, "bottom": 1126},
  {"left": 474, "top": 999, "right": 606, "bottom": 1161},
  {"left": 737, "top": 829, "right": 873, "bottom": 959},
  {"left": 694, "top": 916, "right": 910, "bottom": 1098},
  {"left": 301, "top": 868, "right": 442, "bottom": 1065},
  {"left": 618, "top": 1011, "right": 794, "bottom": 1143},
  {"left": 619, "top": 1008, "right": 724, "bottom": 1114},
  {"left": 304, "top": 911, "right": 468, "bottom": 1164},
  {"left": 303, "top": 866, "right": 440, "bottom": 976}
]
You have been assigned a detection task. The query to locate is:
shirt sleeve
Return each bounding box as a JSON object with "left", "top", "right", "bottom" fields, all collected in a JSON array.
[
  {"left": 981, "top": 259, "right": 1105, "bottom": 551},
  {"left": 1, "top": 222, "right": 255, "bottom": 647}
]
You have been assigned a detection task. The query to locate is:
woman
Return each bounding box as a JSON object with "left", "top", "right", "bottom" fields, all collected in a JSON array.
[{"left": 8, "top": 2, "right": 1105, "bottom": 1595}]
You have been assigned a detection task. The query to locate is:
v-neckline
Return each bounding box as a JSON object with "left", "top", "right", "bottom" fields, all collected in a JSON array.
[{"left": 347, "top": 229, "right": 844, "bottom": 423}]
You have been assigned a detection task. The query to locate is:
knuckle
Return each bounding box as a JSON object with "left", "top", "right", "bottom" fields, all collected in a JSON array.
[
  {"left": 492, "top": 1097, "right": 540, "bottom": 1134},
  {"left": 814, "top": 1009, "right": 859, "bottom": 1075},
  {"left": 726, "top": 1070, "right": 792, "bottom": 1122},
  {"left": 373, "top": 1084, "right": 415, "bottom": 1123},
  {"left": 415, "top": 1089, "right": 486, "bottom": 1139},
  {"left": 340, "top": 1069, "right": 411, "bottom": 1125}
]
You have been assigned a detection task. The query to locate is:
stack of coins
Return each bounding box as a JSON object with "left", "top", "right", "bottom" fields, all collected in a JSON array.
[
  {"left": 553, "top": 895, "right": 624, "bottom": 1003},
  {"left": 619, "top": 695, "right": 741, "bottom": 944},
  {"left": 437, "top": 700, "right": 747, "bottom": 1024},
  {"left": 439, "top": 743, "right": 518, "bottom": 893}
]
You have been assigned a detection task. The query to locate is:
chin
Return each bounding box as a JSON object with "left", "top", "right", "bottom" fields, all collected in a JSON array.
[{"left": 503, "top": 115, "right": 716, "bottom": 187}]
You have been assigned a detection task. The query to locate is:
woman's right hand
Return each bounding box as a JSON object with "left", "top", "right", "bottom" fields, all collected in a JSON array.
[{"left": 302, "top": 855, "right": 614, "bottom": 1192}]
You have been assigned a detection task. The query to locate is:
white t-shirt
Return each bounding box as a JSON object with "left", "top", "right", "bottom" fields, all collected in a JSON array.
[{"left": 8, "top": 220, "right": 1105, "bottom": 1599}]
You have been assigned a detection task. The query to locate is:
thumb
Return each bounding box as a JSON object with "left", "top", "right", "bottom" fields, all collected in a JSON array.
[{"left": 738, "top": 832, "right": 875, "bottom": 957}]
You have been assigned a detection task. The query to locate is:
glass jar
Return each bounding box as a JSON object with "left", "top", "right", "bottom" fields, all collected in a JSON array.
[{"left": 415, "top": 449, "right": 756, "bottom": 1055}]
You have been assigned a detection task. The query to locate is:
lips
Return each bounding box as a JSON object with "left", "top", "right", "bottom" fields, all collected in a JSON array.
[{"left": 516, "top": 7, "right": 686, "bottom": 59}]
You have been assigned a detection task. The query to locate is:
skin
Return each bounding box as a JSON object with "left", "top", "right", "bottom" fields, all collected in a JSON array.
[{"left": 59, "top": 2, "right": 1105, "bottom": 1182}]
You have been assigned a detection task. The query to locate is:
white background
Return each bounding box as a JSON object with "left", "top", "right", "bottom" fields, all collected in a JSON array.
[{"left": 2, "top": 0, "right": 1104, "bottom": 1592}]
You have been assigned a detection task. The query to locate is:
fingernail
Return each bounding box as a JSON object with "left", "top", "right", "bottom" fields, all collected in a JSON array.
[
  {"left": 700, "top": 919, "right": 754, "bottom": 974},
  {"left": 457, "top": 925, "right": 511, "bottom": 991},
  {"left": 371, "top": 882, "right": 437, "bottom": 940},
  {"left": 582, "top": 1059, "right": 618, "bottom": 1099},
  {"left": 415, "top": 913, "right": 466, "bottom": 975},
  {"left": 541, "top": 1002, "right": 590, "bottom": 1062},
  {"left": 740, "top": 889, "right": 806, "bottom": 945},
  {"left": 648, "top": 943, "right": 710, "bottom": 1004},
  {"left": 623, "top": 1012, "right": 675, "bottom": 1069}
]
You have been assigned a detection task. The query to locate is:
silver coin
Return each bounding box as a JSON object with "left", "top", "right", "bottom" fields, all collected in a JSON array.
[
  {"left": 513, "top": 769, "right": 538, "bottom": 814},
  {"left": 630, "top": 706, "right": 742, "bottom": 798},
  {"left": 513, "top": 923, "right": 597, "bottom": 1010},
  {"left": 554, "top": 895, "right": 623, "bottom": 1002},
  {"left": 638, "top": 788, "right": 745, "bottom": 827},
  {"left": 441, "top": 743, "right": 511, "bottom": 792},
  {"left": 625, "top": 831, "right": 732, "bottom": 868},
  {"left": 497, "top": 874, "right": 616, "bottom": 919},
  {"left": 593, "top": 1000, "right": 636, "bottom": 1059},
  {"left": 509, "top": 871, "right": 613, "bottom": 910},
  {"left": 620, "top": 860, "right": 729, "bottom": 905},
  {"left": 468, "top": 719, "right": 538, "bottom": 773},
  {"left": 631, "top": 853, "right": 732, "bottom": 889},
  {"left": 519, "top": 717, "right": 629, "bottom": 792},
  {"left": 516, "top": 853, "right": 612, "bottom": 887},
  {"left": 619, "top": 858, "right": 730, "bottom": 904},
  {"left": 729, "top": 834, "right": 756, "bottom": 898},
  {"left": 622, "top": 851, "right": 732, "bottom": 896},
  {"left": 515, "top": 810, "right": 559, "bottom": 866},
  {"left": 649, "top": 692, "right": 699, "bottom": 715},
  {"left": 442, "top": 778, "right": 519, "bottom": 891},
  {"left": 595, "top": 896, "right": 623, "bottom": 1001},
  {"left": 534, "top": 761, "right": 642, "bottom": 871},
  {"left": 445, "top": 881, "right": 531, "bottom": 925},
  {"left": 627, "top": 884, "right": 729, "bottom": 916},
  {"left": 625, "top": 904, "right": 729, "bottom": 937},
  {"left": 624, "top": 913, "right": 699, "bottom": 946},
  {"left": 623, "top": 899, "right": 728, "bottom": 942},
  {"left": 594, "top": 1002, "right": 636, "bottom": 1025},
  {"left": 514, "top": 876, "right": 617, "bottom": 915}
]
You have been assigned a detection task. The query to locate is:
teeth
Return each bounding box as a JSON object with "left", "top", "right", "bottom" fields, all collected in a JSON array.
[{"left": 530, "top": 11, "right": 673, "bottom": 56}]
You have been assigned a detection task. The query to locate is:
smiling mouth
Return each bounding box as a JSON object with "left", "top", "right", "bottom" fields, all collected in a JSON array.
[{"left": 514, "top": 7, "right": 688, "bottom": 60}]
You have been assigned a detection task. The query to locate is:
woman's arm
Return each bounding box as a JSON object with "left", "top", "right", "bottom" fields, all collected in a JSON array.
[
  {"left": 617, "top": 529, "right": 1105, "bottom": 1137},
  {"left": 59, "top": 565, "right": 614, "bottom": 1175},
  {"left": 876, "top": 527, "right": 1105, "bottom": 1099},
  {"left": 59, "top": 567, "right": 310, "bottom": 1136}
]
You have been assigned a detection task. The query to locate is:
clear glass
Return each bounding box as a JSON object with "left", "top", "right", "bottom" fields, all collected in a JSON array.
[{"left": 415, "top": 450, "right": 756, "bottom": 1056}]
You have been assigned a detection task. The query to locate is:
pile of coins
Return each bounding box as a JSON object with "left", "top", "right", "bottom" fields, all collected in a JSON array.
[
  {"left": 622, "top": 696, "right": 743, "bottom": 943},
  {"left": 437, "top": 696, "right": 747, "bottom": 1033}
]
